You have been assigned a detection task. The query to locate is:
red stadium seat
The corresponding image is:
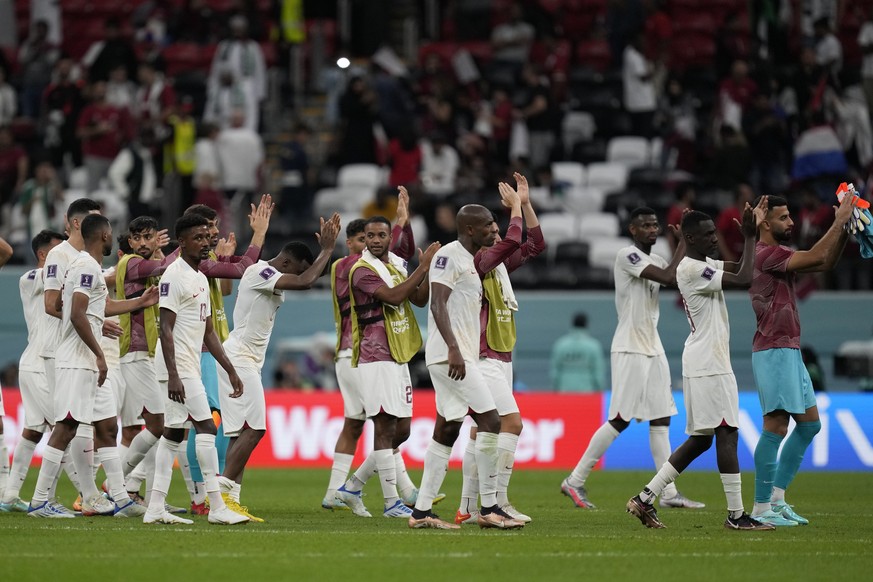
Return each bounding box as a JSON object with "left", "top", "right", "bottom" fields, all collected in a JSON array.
[
  {"left": 672, "top": 13, "right": 717, "bottom": 36},
  {"left": 575, "top": 39, "right": 611, "bottom": 73},
  {"left": 669, "top": 34, "right": 715, "bottom": 71},
  {"left": 162, "top": 43, "right": 205, "bottom": 77}
]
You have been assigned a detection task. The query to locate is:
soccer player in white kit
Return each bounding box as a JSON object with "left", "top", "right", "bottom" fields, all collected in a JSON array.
[
  {"left": 561, "top": 207, "right": 704, "bottom": 510},
  {"left": 144, "top": 213, "right": 247, "bottom": 525},
  {"left": 1, "top": 231, "right": 66, "bottom": 513},
  {"left": 0, "top": 236, "right": 15, "bottom": 509},
  {"left": 28, "top": 215, "right": 158, "bottom": 518},
  {"left": 410, "top": 188, "right": 526, "bottom": 531},
  {"left": 627, "top": 203, "right": 775, "bottom": 531},
  {"left": 215, "top": 214, "right": 341, "bottom": 522}
]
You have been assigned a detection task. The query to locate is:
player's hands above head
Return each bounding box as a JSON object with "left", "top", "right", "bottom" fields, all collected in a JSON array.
[
  {"left": 140, "top": 285, "right": 160, "bottom": 307},
  {"left": 513, "top": 172, "right": 530, "bottom": 205},
  {"left": 229, "top": 371, "right": 244, "bottom": 398},
  {"left": 316, "top": 213, "right": 341, "bottom": 250},
  {"left": 101, "top": 320, "right": 123, "bottom": 339},
  {"left": 735, "top": 196, "right": 765, "bottom": 238},
  {"left": 167, "top": 376, "right": 186, "bottom": 403},
  {"left": 249, "top": 193, "right": 275, "bottom": 234},
  {"left": 396, "top": 186, "right": 410, "bottom": 226},
  {"left": 834, "top": 190, "right": 856, "bottom": 226},
  {"left": 498, "top": 181, "right": 521, "bottom": 209},
  {"left": 215, "top": 233, "right": 237, "bottom": 257},
  {"left": 96, "top": 354, "right": 107, "bottom": 387},
  {"left": 155, "top": 228, "right": 170, "bottom": 249},
  {"left": 418, "top": 242, "right": 442, "bottom": 266}
]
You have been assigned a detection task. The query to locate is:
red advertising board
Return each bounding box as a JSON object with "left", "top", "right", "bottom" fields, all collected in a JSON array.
[{"left": 0, "top": 389, "right": 604, "bottom": 469}]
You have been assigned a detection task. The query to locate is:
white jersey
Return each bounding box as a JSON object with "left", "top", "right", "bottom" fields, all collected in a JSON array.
[
  {"left": 56, "top": 252, "right": 108, "bottom": 371},
  {"left": 426, "top": 240, "right": 483, "bottom": 365},
  {"left": 223, "top": 260, "right": 284, "bottom": 368},
  {"left": 154, "top": 257, "right": 210, "bottom": 381},
  {"left": 19, "top": 268, "right": 46, "bottom": 372},
  {"left": 676, "top": 256, "right": 732, "bottom": 378},
  {"left": 40, "top": 240, "right": 80, "bottom": 358},
  {"left": 101, "top": 266, "right": 120, "bottom": 369},
  {"left": 611, "top": 245, "right": 668, "bottom": 356}
]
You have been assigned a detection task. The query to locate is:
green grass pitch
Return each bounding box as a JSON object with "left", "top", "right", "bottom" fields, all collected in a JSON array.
[{"left": 1, "top": 469, "right": 870, "bottom": 581}]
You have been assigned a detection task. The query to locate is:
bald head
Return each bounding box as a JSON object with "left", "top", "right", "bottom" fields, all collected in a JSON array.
[
  {"left": 457, "top": 204, "right": 492, "bottom": 231},
  {"left": 457, "top": 204, "right": 498, "bottom": 252}
]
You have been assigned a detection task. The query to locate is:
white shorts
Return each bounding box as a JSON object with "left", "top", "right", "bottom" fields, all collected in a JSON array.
[
  {"left": 683, "top": 374, "right": 740, "bottom": 436},
  {"left": 120, "top": 354, "right": 164, "bottom": 426},
  {"left": 217, "top": 365, "right": 266, "bottom": 435},
  {"left": 19, "top": 369, "right": 52, "bottom": 431},
  {"left": 428, "top": 361, "right": 496, "bottom": 423},
  {"left": 162, "top": 377, "right": 212, "bottom": 429},
  {"left": 608, "top": 352, "right": 678, "bottom": 422},
  {"left": 357, "top": 360, "right": 413, "bottom": 419},
  {"left": 43, "top": 357, "right": 55, "bottom": 394},
  {"left": 336, "top": 355, "right": 366, "bottom": 421},
  {"left": 479, "top": 358, "right": 519, "bottom": 416},
  {"left": 54, "top": 368, "right": 117, "bottom": 424}
]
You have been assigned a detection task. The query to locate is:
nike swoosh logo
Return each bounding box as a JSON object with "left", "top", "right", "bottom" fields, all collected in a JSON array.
[
  {"left": 488, "top": 474, "right": 497, "bottom": 479},
  {"left": 193, "top": 293, "right": 200, "bottom": 298},
  {"left": 504, "top": 466, "right": 513, "bottom": 471}
]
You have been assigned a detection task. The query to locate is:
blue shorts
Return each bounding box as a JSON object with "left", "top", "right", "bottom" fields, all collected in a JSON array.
[
  {"left": 752, "top": 348, "right": 817, "bottom": 415},
  {"left": 200, "top": 352, "right": 220, "bottom": 411}
]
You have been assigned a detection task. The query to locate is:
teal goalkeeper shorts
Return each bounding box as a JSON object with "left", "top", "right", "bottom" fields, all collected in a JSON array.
[
  {"left": 751, "top": 348, "right": 817, "bottom": 415},
  {"left": 200, "top": 351, "right": 220, "bottom": 411}
]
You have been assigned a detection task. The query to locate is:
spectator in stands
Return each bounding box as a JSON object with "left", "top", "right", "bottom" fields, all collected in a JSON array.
[
  {"left": 362, "top": 186, "right": 399, "bottom": 223},
  {"left": 860, "top": 6, "right": 873, "bottom": 118},
  {"left": 607, "top": 0, "right": 646, "bottom": 63},
  {"left": 718, "top": 59, "right": 758, "bottom": 131},
  {"left": 715, "top": 11, "right": 752, "bottom": 79},
  {"left": 831, "top": 83, "right": 873, "bottom": 170},
  {"left": 82, "top": 18, "right": 139, "bottom": 83},
  {"left": 657, "top": 76, "right": 698, "bottom": 171},
  {"left": 193, "top": 121, "right": 224, "bottom": 221},
  {"left": 420, "top": 132, "right": 460, "bottom": 199},
  {"left": 550, "top": 312, "right": 606, "bottom": 393},
  {"left": 0, "top": 67, "right": 15, "bottom": 126},
  {"left": 515, "top": 64, "right": 555, "bottom": 168},
  {"left": 108, "top": 128, "right": 158, "bottom": 220},
  {"left": 16, "top": 157, "right": 61, "bottom": 240},
  {"left": 76, "top": 80, "right": 135, "bottom": 193},
  {"left": 372, "top": 57, "right": 415, "bottom": 140},
  {"left": 541, "top": 34, "right": 570, "bottom": 104},
  {"left": 716, "top": 183, "right": 754, "bottom": 262},
  {"left": 204, "top": 65, "right": 257, "bottom": 131},
  {"left": 643, "top": 0, "right": 671, "bottom": 64},
  {"left": 708, "top": 124, "right": 752, "bottom": 191},
  {"left": 0, "top": 125, "right": 28, "bottom": 213},
  {"left": 170, "top": 0, "right": 220, "bottom": 45},
  {"left": 666, "top": 182, "right": 694, "bottom": 253},
  {"left": 797, "top": 185, "right": 834, "bottom": 251},
  {"left": 135, "top": 61, "right": 176, "bottom": 141},
  {"left": 18, "top": 20, "right": 58, "bottom": 119},
  {"left": 132, "top": 2, "right": 170, "bottom": 46},
  {"left": 278, "top": 122, "right": 312, "bottom": 229},
  {"left": 622, "top": 32, "right": 656, "bottom": 139},
  {"left": 489, "top": 86, "right": 513, "bottom": 163},
  {"left": 217, "top": 109, "right": 264, "bottom": 234},
  {"left": 491, "top": 3, "right": 535, "bottom": 73},
  {"left": 457, "top": 0, "right": 493, "bottom": 41},
  {"left": 105, "top": 65, "right": 137, "bottom": 112},
  {"left": 42, "top": 56, "right": 85, "bottom": 172},
  {"left": 387, "top": 126, "right": 421, "bottom": 188},
  {"left": 209, "top": 15, "right": 266, "bottom": 126},
  {"left": 428, "top": 201, "right": 457, "bottom": 245},
  {"left": 743, "top": 90, "right": 788, "bottom": 195},
  {"left": 31, "top": 0, "right": 62, "bottom": 46},
  {"left": 338, "top": 75, "right": 378, "bottom": 165},
  {"left": 791, "top": 111, "right": 848, "bottom": 184},
  {"left": 789, "top": 47, "right": 827, "bottom": 118},
  {"left": 813, "top": 16, "right": 843, "bottom": 77}
]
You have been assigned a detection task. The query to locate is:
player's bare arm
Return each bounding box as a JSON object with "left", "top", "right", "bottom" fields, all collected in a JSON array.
[
  {"left": 430, "top": 282, "right": 465, "bottom": 381},
  {"left": 44, "top": 288, "right": 62, "bottom": 319},
  {"left": 722, "top": 198, "right": 765, "bottom": 289},
  {"left": 160, "top": 307, "right": 186, "bottom": 403},
  {"left": 70, "top": 291, "right": 108, "bottom": 386},
  {"left": 515, "top": 172, "right": 540, "bottom": 229},
  {"left": 276, "top": 214, "right": 341, "bottom": 290},
  {"left": 0, "top": 235, "right": 12, "bottom": 266},
  {"left": 788, "top": 194, "right": 853, "bottom": 273},
  {"left": 409, "top": 273, "right": 430, "bottom": 307},
  {"left": 248, "top": 193, "right": 274, "bottom": 250},
  {"left": 396, "top": 186, "right": 410, "bottom": 228},
  {"left": 373, "top": 242, "right": 441, "bottom": 306},
  {"left": 203, "top": 316, "right": 243, "bottom": 398},
  {"left": 104, "top": 285, "right": 159, "bottom": 316}
]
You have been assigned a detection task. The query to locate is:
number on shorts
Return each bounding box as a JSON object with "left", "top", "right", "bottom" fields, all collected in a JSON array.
[{"left": 405, "top": 385, "right": 412, "bottom": 404}]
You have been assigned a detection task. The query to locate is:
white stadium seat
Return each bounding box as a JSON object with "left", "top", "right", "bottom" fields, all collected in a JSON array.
[
  {"left": 562, "top": 186, "right": 605, "bottom": 214},
  {"left": 586, "top": 162, "right": 629, "bottom": 192},
  {"left": 588, "top": 236, "right": 633, "bottom": 270},
  {"left": 537, "top": 212, "right": 578, "bottom": 241},
  {"left": 606, "top": 136, "right": 650, "bottom": 168},
  {"left": 337, "top": 164, "right": 384, "bottom": 188},
  {"left": 551, "top": 161, "right": 586, "bottom": 187},
  {"left": 579, "top": 212, "right": 620, "bottom": 239}
]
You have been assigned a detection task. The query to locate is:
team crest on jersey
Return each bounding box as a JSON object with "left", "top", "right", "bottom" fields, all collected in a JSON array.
[
  {"left": 435, "top": 256, "right": 448, "bottom": 269},
  {"left": 628, "top": 252, "right": 641, "bottom": 265},
  {"left": 80, "top": 274, "right": 94, "bottom": 288},
  {"left": 702, "top": 267, "right": 715, "bottom": 280},
  {"left": 260, "top": 267, "right": 276, "bottom": 280},
  {"left": 160, "top": 282, "right": 170, "bottom": 296},
  {"left": 46, "top": 265, "right": 57, "bottom": 278}
]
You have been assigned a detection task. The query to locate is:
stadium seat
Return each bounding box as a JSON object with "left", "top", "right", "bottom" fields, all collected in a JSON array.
[
  {"left": 650, "top": 137, "right": 664, "bottom": 168},
  {"left": 337, "top": 164, "right": 384, "bottom": 189},
  {"left": 553, "top": 240, "right": 590, "bottom": 269},
  {"left": 579, "top": 213, "right": 620, "bottom": 239},
  {"left": 562, "top": 111, "right": 596, "bottom": 154},
  {"left": 571, "top": 138, "right": 608, "bottom": 165},
  {"left": 588, "top": 236, "right": 631, "bottom": 270},
  {"left": 587, "top": 162, "right": 629, "bottom": 192},
  {"left": 551, "top": 162, "right": 586, "bottom": 188},
  {"left": 529, "top": 186, "right": 564, "bottom": 211},
  {"left": 313, "top": 187, "right": 371, "bottom": 216},
  {"left": 575, "top": 39, "right": 611, "bottom": 73},
  {"left": 562, "top": 186, "right": 605, "bottom": 215},
  {"left": 606, "top": 136, "right": 651, "bottom": 168},
  {"left": 538, "top": 213, "right": 578, "bottom": 242},
  {"left": 650, "top": 238, "right": 673, "bottom": 262}
]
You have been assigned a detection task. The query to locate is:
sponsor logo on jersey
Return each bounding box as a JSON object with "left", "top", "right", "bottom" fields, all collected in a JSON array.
[
  {"left": 80, "top": 274, "right": 93, "bottom": 288},
  {"left": 435, "top": 256, "right": 448, "bottom": 270}
]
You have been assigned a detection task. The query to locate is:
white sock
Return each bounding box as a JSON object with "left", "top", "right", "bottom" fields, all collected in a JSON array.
[
  {"left": 32, "top": 446, "right": 65, "bottom": 505},
  {"left": 568, "top": 423, "right": 620, "bottom": 487},
  {"left": 326, "top": 452, "right": 353, "bottom": 500},
  {"left": 346, "top": 453, "right": 377, "bottom": 492},
  {"left": 147, "top": 437, "right": 179, "bottom": 514},
  {"left": 123, "top": 430, "right": 158, "bottom": 476},
  {"left": 770, "top": 486, "right": 786, "bottom": 504},
  {"left": 459, "top": 438, "right": 478, "bottom": 514},
  {"left": 177, "top": 440, "right": 196, "bottom": 503},
  {"left": 97, "top": 447, "right": 128, "bottom": 505},
  {"left": 475, "top": 431, "right": 499, "bottom": 509},
  {"left": 55, "top": 446, "right": 80, "bottom": 501},
  {"left": 373, "top": 448, "right": 399, "bottom": 507},
  {"left": 230, "top": 482, "right": 241, "bottom": 503},
  {"left": 0, "top": 434, "right": 8, "bottom": 498},
  {"left": 640, "top": 462, "right": 680, "bottom": 503},
  {"left": 496, "top": 432, "right": 519, "bottom": 506},
  {"left": 4, "top": 438, "right": 38, "bottom": 502},
  {"left": 119, "top": 443, "right": 128, "bottom": 460},
  {"left": 125, "top": 449, "right": 148, "bottom": 492},
  {"left": 394, "top": 451, "right": 416, "bottom": 501},
  {"left": 649, "top": 426, "right": 678, "bottom": 498},
  {"left": 217, "top": 475, "right": 235, "bottom": 494},
  {"left": 195, "top": 433, "right": 225, "bottom": 511},
  {"left": 721, "top": 473, "right": 744, "bottom": 519},
  {"left": 413, "top": 440, "right": 452, "bottom": 513},
  {"left": 71, "top": 426, "right": 99, "bottom": 499}
]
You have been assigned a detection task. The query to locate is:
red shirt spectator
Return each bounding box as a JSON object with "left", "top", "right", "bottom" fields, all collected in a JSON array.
[
  {"left": 0, "top": 126, "right": 28, "bottom": 205},
  {"left": 388, "top": 135, "right": 422, "bottom": 187},
  {"left": 77, "top": 100, "right": 134, "bottom": 161}
]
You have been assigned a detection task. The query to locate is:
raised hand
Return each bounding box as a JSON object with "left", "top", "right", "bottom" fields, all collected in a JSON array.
[
  {"left": 396, "top": 186, "right": 410, "bottom": 226},
  {"left": 498, "top": 181, "right": 521, "bottom": 209},
  {"left": 155, "top": 228, "right": 170, "bottom": 248},
  {"left": 249, "top": 193, "right": 275, "bottom": 234},
  {"left": 215, "top": 233, "right": 236, "bottom": 257},
  {"left": 418, "top": 242, "right": 442, "bottom": 266},
  {"left": 316, "top": 213, "right": 341, "bottom": 250},
  {"left": 140, "top": 286, "right": 160, "bottom": 307},
  {"left": 513, "top": 172, "right": 530, "bottom": 206},
  {"left": 834, "top": 189, "right": 856, "bottom": 227}
]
